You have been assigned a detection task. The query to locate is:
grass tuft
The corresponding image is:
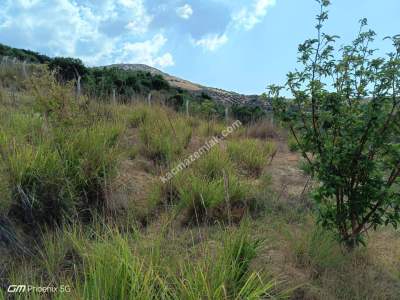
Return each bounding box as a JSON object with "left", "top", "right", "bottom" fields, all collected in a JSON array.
[{"left": 227, "top": 139, "right": 277, "bottom": 177}]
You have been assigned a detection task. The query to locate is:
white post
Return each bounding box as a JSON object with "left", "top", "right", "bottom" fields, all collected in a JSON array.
[
  {"left": 225, "top": 106, "right": 229, "bottom": 122},
  {"left": 22, "top": 60, "right": 28, "bottom": 78},
  {"left": 147, "top": 92, "right": 152, "bottom": 106},
  {"left": 186, "top": 99, "right": 189, "bottom": 117},
  {"left": 76, "top": 75, "right": 81, "bottom": 98},
  {"left": 112, "top": 89, "right": 116, "bottom": 105}
]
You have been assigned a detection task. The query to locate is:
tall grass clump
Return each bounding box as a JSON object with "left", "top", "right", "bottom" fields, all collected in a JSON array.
[
  {"left": 227, "top": 139, "right": 277, "bottom": 177},
  {"left": 5, "top": 224, "right": 283, "bottom": 299},
  {"left": 57, "top": 123, "right": 122, "bottom": 212},
  {"left": 246, "top": 120, "right": 279, "bottom": 140},
  {"left": 79, "top": 233, "right": 166, "bottom": 300},
  {"left": 192, "top": 146, "right": 234, "bottom": 180},
  {"left": 156, "top": 148, "right": 256, "bottom": 224},
  {"left": 0, "top": 71, "right": 123, "bottom": 226},
  {"left": 197, "top": 120, "right": 227, "bottom": 138},
  {"left": 128, "top": 104, "right": 154, "bottom": 128},
  {"left": 138, "top": 107, "right": 192, "bottom": 163},
  {"left": 285, "top": 224, "right": 346, "bottom": 276},
  {"left": 174, "top": 226, "right": 280, "bottom": 299},
  {"left": 177, "top": 173, "right": 250, "bottom": 224},
  {"left": 2, "top": 141, "right": 72, "bottom": 225},
  {"left": 1, "top": 123, "right": 122, "bottom": 225}
]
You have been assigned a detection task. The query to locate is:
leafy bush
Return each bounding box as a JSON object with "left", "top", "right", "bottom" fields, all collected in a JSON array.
[
  {"left": 227, "top": 139, "right": 277, "bottom": 177},
  {"left": 84, "top": 67, "right": 170, "bottom": 102},
  {"left": 191, "top": 98, "right": 225, "bottom": 120},
  {"left": 0, "top": 43, "right": 51, "bottom": 63},
  {"left": 270, "top": 0, "right": 400, "bottom": 247},
  {"left": 48, "top": 57, "right": 88, "bottom": 83},
  {"left": 232, "top": 104, "right": 266, "bottom": 124},
  {"left": 287, "top": 133, "right": 299, "bottom": 152}
]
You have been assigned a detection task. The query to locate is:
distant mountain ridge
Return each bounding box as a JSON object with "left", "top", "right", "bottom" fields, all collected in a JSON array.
[
  {"left": 107, "top": 64, "right": 269, "bottom": 109},
  {"left": 0, "top": 41, "right": 269, "bottom": 110}
]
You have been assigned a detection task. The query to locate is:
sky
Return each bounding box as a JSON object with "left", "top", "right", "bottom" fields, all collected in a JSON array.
[{"left": 0, "top": 0, "right": 399, "bottom": 95}]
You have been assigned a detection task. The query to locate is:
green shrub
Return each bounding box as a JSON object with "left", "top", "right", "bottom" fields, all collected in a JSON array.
[
  {"left": 287, "top": 133, "right": 299, "bottom": 152},
  {"left": 227, "top": 139, "right": 277, "bottom": 177},
  {"left": 270, "top": 0, "right": 400, "bottom": 247},
  {"left": 231, "top": 104, "right": 266, "bottom": 124}
]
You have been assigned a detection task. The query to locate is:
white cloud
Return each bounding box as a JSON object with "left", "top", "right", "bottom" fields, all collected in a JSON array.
[
  {"left": 176, "top": 4, "right": 193, "bottom": 20},
  {"left": 192, "top": 33, "right": 228, "bottom": 51},
  {"left": 120, "top": 34, "right": 175, "bottom": 68},
  {"left": 120, "top": 0, "right": 152, "bottom": 35},
  {"left": 233, "top": 0, "right": 276, "bottom": 31},
  {"left": 188, "top": 0, "right": 276, "bottom": 52},
  {"left": 0, "top": 0, "right": 175, "bottom": 68},
  {"left": 17, "top": 0, "right": 41, "bottom": 8}
]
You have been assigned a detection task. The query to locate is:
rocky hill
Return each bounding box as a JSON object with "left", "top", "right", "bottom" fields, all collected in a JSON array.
[{"left": 107, "top": 64, "right": 271, "bottom": 110}]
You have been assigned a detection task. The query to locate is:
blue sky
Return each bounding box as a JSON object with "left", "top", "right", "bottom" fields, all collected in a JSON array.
[{"left": 0, "top": 0, "right": 399, "bottom": 95}]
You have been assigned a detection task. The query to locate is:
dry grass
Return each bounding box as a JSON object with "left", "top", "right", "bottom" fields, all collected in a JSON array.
[{"left": 245, "top": 120, "right": 280, "bottom": 140}]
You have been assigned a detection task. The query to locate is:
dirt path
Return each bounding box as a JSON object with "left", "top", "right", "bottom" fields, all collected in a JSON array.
[{"left": 268, "top": 139, "right": 309, "bottom": 199}]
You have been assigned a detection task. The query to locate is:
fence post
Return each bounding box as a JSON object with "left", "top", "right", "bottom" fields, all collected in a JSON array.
[
  {"left": 2, "top": 56, "right": 8, "bottom": 66},
  {"left": 76, "top": 75, "right": 81, "bottom": 98},
  {"left": 186, "top": 99, "right": 189, "bottom": 117},
  {"left": 112, "top": 89, "right": 116, "bottom": 105},
  {"left": 147, "top": 92, "right": 152, "bottom": 106},
  {"left": 22, "top": 60, "right": 28, "bottom": 78}
]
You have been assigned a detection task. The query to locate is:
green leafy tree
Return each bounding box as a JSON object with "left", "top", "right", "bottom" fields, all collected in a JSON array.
[
  {"left": 232, "top": 104, "right": 265, "bottom": 124},
  {"left": 49, "top": 57, "right": 88, "bottom": 82},
  {"left": 270, "top": 0, "right": 400, "bottom": 247}
]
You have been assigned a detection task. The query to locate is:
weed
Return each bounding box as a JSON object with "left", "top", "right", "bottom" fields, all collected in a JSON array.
[{"left": 227, "top": 139, "right": 277, "bottom": 177}]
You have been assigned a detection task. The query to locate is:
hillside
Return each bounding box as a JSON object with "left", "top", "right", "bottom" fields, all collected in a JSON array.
[
  {"left": 0, "top": 42, "right": 269, "bottom": 111},
  {"left": 108, "top": 64, "right": 268, "bottom": 109}
]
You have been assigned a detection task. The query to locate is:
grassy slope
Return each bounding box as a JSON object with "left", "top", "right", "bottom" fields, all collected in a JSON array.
[{"left": 0, "top": 64, "right": 399, "bottom": 300}]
